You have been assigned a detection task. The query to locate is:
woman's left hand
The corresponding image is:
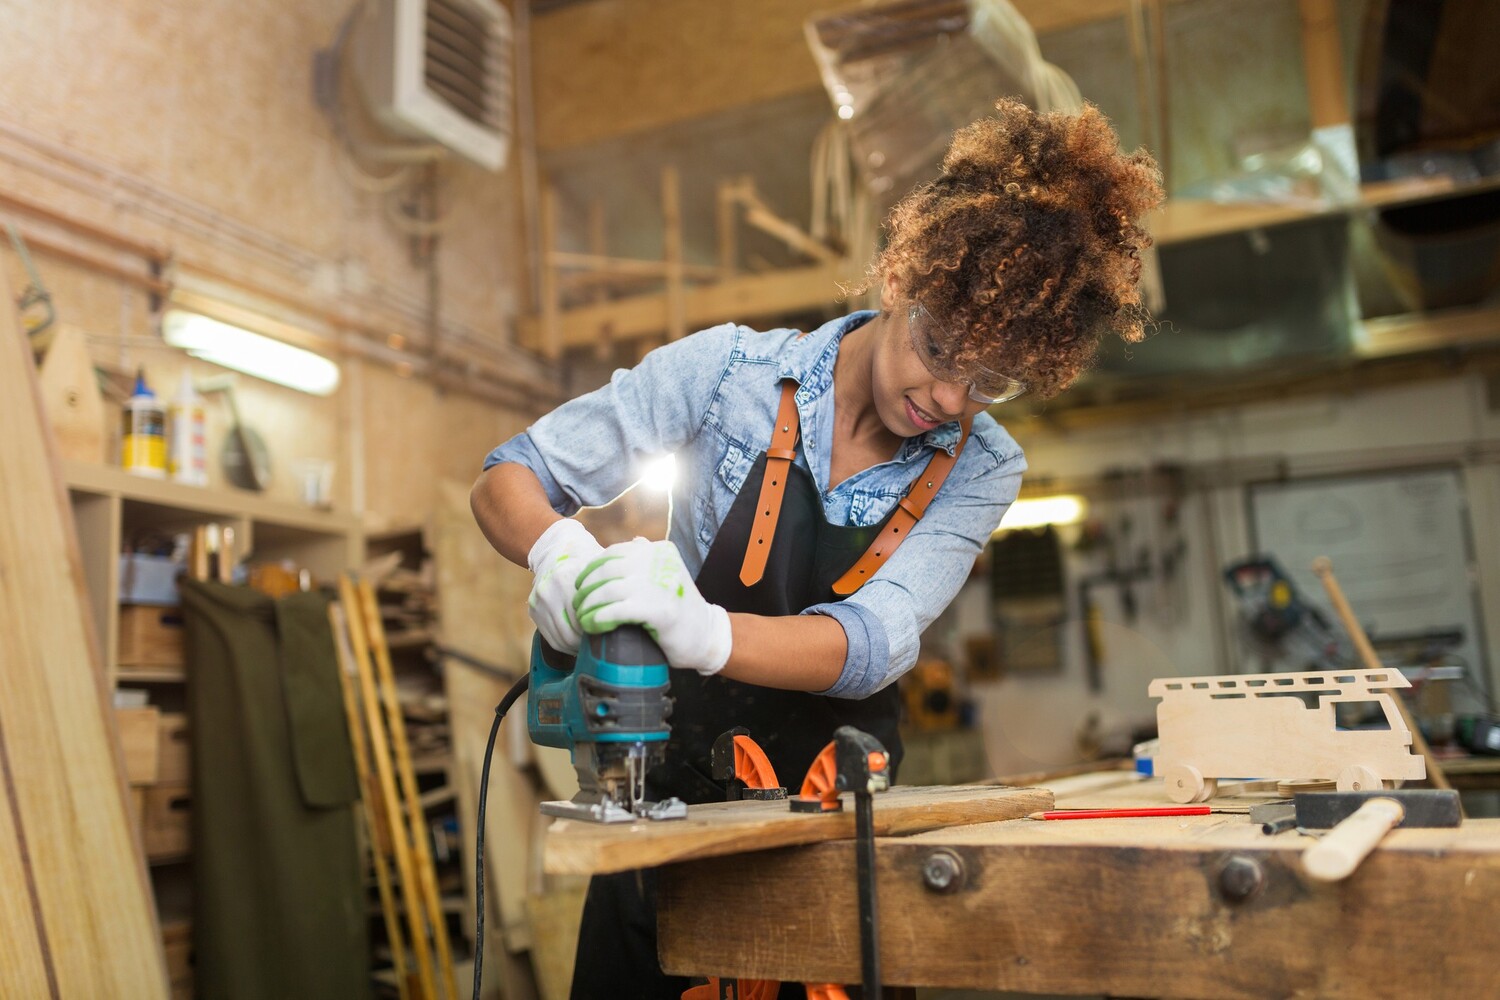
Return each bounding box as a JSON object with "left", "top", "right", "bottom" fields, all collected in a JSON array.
[{"left": 572, "top": 538, "right": 732, "bottom": 676}]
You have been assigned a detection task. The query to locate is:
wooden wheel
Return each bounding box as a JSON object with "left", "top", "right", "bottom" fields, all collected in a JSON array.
[
  {"left": 1337, "top": 764, "right": 1385, "bottom": 792},
  {"left": 1164, "top": 763, "right": 1209, "bottom": 804}
]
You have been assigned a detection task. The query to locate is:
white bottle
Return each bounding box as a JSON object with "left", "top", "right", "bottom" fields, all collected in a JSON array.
[{"left": 167, "top": 370, "right": 208, "bottom": 486}]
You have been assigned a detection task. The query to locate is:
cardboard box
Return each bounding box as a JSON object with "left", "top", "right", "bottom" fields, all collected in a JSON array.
[
  {"left": 141, "top": 783, "right": 191, "bottom": 859},
  {"left": 161, "top": 919, "right": 193, "bottom": 985},
  {"left": 157, "top": 713, "right": 191, "bottom": 784},
  {"left": 117, "top": 605, "right": 185, "bottom": 673},
  {"left": 118, "top": 553, "right": 181, "bottom": 606},
  {"left": 114, "top": 706, "right": 161, "bottom": 785}
]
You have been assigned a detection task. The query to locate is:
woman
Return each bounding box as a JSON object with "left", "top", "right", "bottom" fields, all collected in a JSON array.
[{"left": 472, "top": 99, "right": 1162, "bottom": 996}]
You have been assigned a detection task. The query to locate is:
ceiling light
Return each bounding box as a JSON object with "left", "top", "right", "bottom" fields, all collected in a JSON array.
[
  {"left": 996, "top": 494, "right": 1087, "bottom": 532},
  {"left": 162, "top": 310, "right": 341, "bottom": 396}
]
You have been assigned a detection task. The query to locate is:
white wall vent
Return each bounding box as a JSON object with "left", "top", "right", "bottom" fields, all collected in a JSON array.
[{"left": 351, "top": 0, "right": 513, "bottom": 171}]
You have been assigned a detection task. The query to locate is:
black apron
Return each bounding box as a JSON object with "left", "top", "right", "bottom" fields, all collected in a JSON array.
[{"left": 569, "top": 444, "right": 905, "bottom": 999}]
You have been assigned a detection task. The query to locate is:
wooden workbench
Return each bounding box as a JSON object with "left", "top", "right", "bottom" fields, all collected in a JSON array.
[{"left": 656, "top": 769, "right": 1500, "bottom": 998}]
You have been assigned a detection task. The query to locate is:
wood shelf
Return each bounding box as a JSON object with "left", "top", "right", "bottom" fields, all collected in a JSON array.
[
  {"left": 1150, "top": 175, "right": 1500, "bottom": 247},
  {"left": 63, "top": 460, "right": 361, "bottom": 537}
]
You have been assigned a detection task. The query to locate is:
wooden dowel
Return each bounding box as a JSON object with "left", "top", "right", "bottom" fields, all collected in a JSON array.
[{"left": 1311, "top": 557, "right": 1454, "bottom": 793}]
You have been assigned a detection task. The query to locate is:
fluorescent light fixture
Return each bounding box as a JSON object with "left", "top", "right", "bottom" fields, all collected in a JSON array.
[
  {"left": 162, "top": 310, "right": 340, "bottom": 396},
  {"left": 996, "top": 494, "right": 1087, "bottom": 532},
  {"left": 640, "top": 453, "right": 677, "bottom": 492}
]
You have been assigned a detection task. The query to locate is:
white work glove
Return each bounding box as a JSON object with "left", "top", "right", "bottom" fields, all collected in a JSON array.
[
  {"left": 571, "top": 538, "right": 733, "bottom": 676},
  {"left": 526, "top": 518, "right": 604, "bottom": 654}
]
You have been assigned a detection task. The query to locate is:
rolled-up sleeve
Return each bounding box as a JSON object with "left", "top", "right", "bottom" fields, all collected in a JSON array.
[
  {"left": 483, "top": 323, "right": 739, "bottom": 514},
  {"left": 806, "top": 431, "right": 1025, "bottom": 699}
]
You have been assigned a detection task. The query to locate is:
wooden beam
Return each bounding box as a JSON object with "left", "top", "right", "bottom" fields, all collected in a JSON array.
[
  {"left": 517, "top": 260, "right": 850, "bottom": 351},
  {"left": 659, "top": 818, "right": 1500, "bottom": 994},
  {"left": 531, "top": 0, "right": 1192, "bottom": 151},
  {"left": 1299, "top": 0, "right": 1349, "bottom": 129},
  {"left": 662, "top": 165, "right": 686, "bottom": 341},
  {"left": 540, "top": 181, "right": 562, "bottom": 362},
  {"left": 542, "top": 785, "right": 1052, "bottom": 876},
  {"left": 548, "top": 251, "right": 719, "bottom": 281}
]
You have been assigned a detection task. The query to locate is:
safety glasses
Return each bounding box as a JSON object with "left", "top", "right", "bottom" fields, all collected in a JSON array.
[{"left": 906, "top": 304, "right": 1028, "bottom": 405}]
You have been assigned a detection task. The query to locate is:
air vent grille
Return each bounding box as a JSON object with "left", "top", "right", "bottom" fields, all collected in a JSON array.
[{"left": 424, "top": 0, "right": 507, "bottom": 131}]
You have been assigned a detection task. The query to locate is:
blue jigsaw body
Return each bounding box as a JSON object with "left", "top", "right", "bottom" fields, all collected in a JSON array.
[{"left": 526, "top": 626, "right": 683, "bottom": 822}]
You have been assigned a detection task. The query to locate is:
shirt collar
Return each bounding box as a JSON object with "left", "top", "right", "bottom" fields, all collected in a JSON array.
[{"left": 778, "top": 310, "right": 963, "bottom": 457}]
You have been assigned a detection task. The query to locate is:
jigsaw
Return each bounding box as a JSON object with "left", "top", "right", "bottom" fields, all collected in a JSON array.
[{"left": 526, "top": 625, "right": 687, "bottom": 823}]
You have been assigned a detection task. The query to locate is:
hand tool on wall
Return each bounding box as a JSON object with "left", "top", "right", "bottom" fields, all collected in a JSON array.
[
  {"left": 6, "top": 221, "right": 55, "bottom": 338},
  {"left": 791, "top": 727, "right": 892, "bottom": 1000},
  {"left": 1296, "top": 788, "right": 1461, "bottom": 881},
  {"left": 1310, "top": 557, "right": 1455, "bottom": 794},
  {"left": 196, "top": 374, "right": 271, "bottom": 492},
  {"left": 526, "top": 627, "right": 687, "bottom": 823}
]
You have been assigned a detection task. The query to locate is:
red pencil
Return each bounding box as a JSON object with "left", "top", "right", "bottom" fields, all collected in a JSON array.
[{"left": 1027, "top": 806, "right": 1212, "bottom": 820}]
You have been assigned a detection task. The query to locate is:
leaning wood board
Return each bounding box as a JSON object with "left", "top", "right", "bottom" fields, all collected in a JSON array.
[
  {"left": 543, "top": 785, "right": 1053, "bottom": 875},
  {"left": 659, "top": 814, "right": 1500, "bottom": 997},
  {"left": 0, "top": 273, "right": 168, "bottom": 995}
]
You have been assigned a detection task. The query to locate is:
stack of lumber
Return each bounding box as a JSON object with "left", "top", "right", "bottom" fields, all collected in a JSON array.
[{"left": 0, "top": 270, "right": 168, "bottom": 994}]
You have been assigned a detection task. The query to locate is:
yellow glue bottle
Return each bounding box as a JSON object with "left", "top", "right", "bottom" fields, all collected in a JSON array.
[{"left": 121, "top": 367, "right": 166, "bottom": 477}]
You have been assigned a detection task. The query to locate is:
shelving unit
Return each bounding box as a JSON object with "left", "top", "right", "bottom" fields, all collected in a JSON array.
[
  {"left": 64, "top": 459, "right": 362, "bottom": 1000},
  {"left": 64, "top": 459, "right": 362, "bottom": 685},
  {"left": 361, "top": 526, "right": 472, "bottom": 978}
]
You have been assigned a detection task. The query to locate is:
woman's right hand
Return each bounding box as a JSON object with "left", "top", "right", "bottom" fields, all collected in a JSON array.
[{"left": 525, "top": 518, "right": 604, "bottom": 653}]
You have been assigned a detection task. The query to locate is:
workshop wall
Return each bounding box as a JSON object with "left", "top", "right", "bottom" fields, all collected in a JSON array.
[
  {"left": 0, "top": 0, "right": 528, "bottom": 523},
  {"left": 951, "top": 373, "right": 1500, "bottom": 776}
]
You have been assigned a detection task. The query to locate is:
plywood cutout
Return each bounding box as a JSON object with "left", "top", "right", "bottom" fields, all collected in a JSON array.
[
  {"left": 37, "top": 323, "right": 107, "bottom": 464},
  {"left": 0, "top": 270, "right": 167, "bottom": 996},
  {"left": 1150, "top": 668, "right": 1425, "bottom": 802}
]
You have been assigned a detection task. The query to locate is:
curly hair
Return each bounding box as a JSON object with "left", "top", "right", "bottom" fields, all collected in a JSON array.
[{"left": 870, "top": 98, "right": 1163, "bottom": 399}]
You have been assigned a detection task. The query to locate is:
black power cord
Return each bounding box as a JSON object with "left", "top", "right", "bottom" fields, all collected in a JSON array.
[{"left": 471, "top": 674, "right": 530, "bottom": 1000}]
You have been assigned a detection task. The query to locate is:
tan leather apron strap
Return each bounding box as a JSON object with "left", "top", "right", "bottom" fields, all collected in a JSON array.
[
  {"left": 831, "top": 418, "right": 973, "bottom": 596},
  {"left": 739, "top": 381, "right": 802, "bottom": 587}
]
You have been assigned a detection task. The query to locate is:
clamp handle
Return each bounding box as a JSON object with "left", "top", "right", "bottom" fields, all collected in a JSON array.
[{"left": 789, "top": 726, "right": 890, "bottom": 813}]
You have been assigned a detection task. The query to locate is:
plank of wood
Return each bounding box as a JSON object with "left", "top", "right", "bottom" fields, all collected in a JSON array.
[
  {"left": 328, "top": 603, "right": 411, "bottom": 1000},
  {"left": 0, "top": 738, "right": 54, "bottom": 998},
  {"left": 0, "top": 268, "right": 167, "bottom": 996},
  {"left": 659, "top": 817, "right": 1500, "bottom": 995},
  {"left": 357, "top": 579, "right": 459, "bottom": 1000},
  {"left": 544, "top": 785, "right": 1053, "bottom": 876},
  {"left": 337, "top": 577, "right": 439, "bottom": 1000}
]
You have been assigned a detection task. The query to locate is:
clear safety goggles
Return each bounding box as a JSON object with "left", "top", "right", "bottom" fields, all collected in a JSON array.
[{"left": 906, "top": 304, "right": 1028, "bottom": 405}]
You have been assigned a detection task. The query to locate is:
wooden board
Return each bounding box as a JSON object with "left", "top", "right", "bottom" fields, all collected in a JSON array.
[
  {"left": 543, "top": 785, "right": 1053, "bottom": 876},
  {"left": 0, "top": 268, "right": 168, "bottom": 995},
  {"left": 659, "top": 816, "right": 1500, "bottom": 996}
]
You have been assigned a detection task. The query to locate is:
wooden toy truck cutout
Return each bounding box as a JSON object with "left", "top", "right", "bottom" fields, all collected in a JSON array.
[{"left": 1149, "top": 668, "right": 1425, "bottom": 803}]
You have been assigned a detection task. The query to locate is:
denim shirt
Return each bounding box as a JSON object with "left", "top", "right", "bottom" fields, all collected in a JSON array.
[{"left": 483, "top": 311, "right": 1026, "bottom": 698}]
